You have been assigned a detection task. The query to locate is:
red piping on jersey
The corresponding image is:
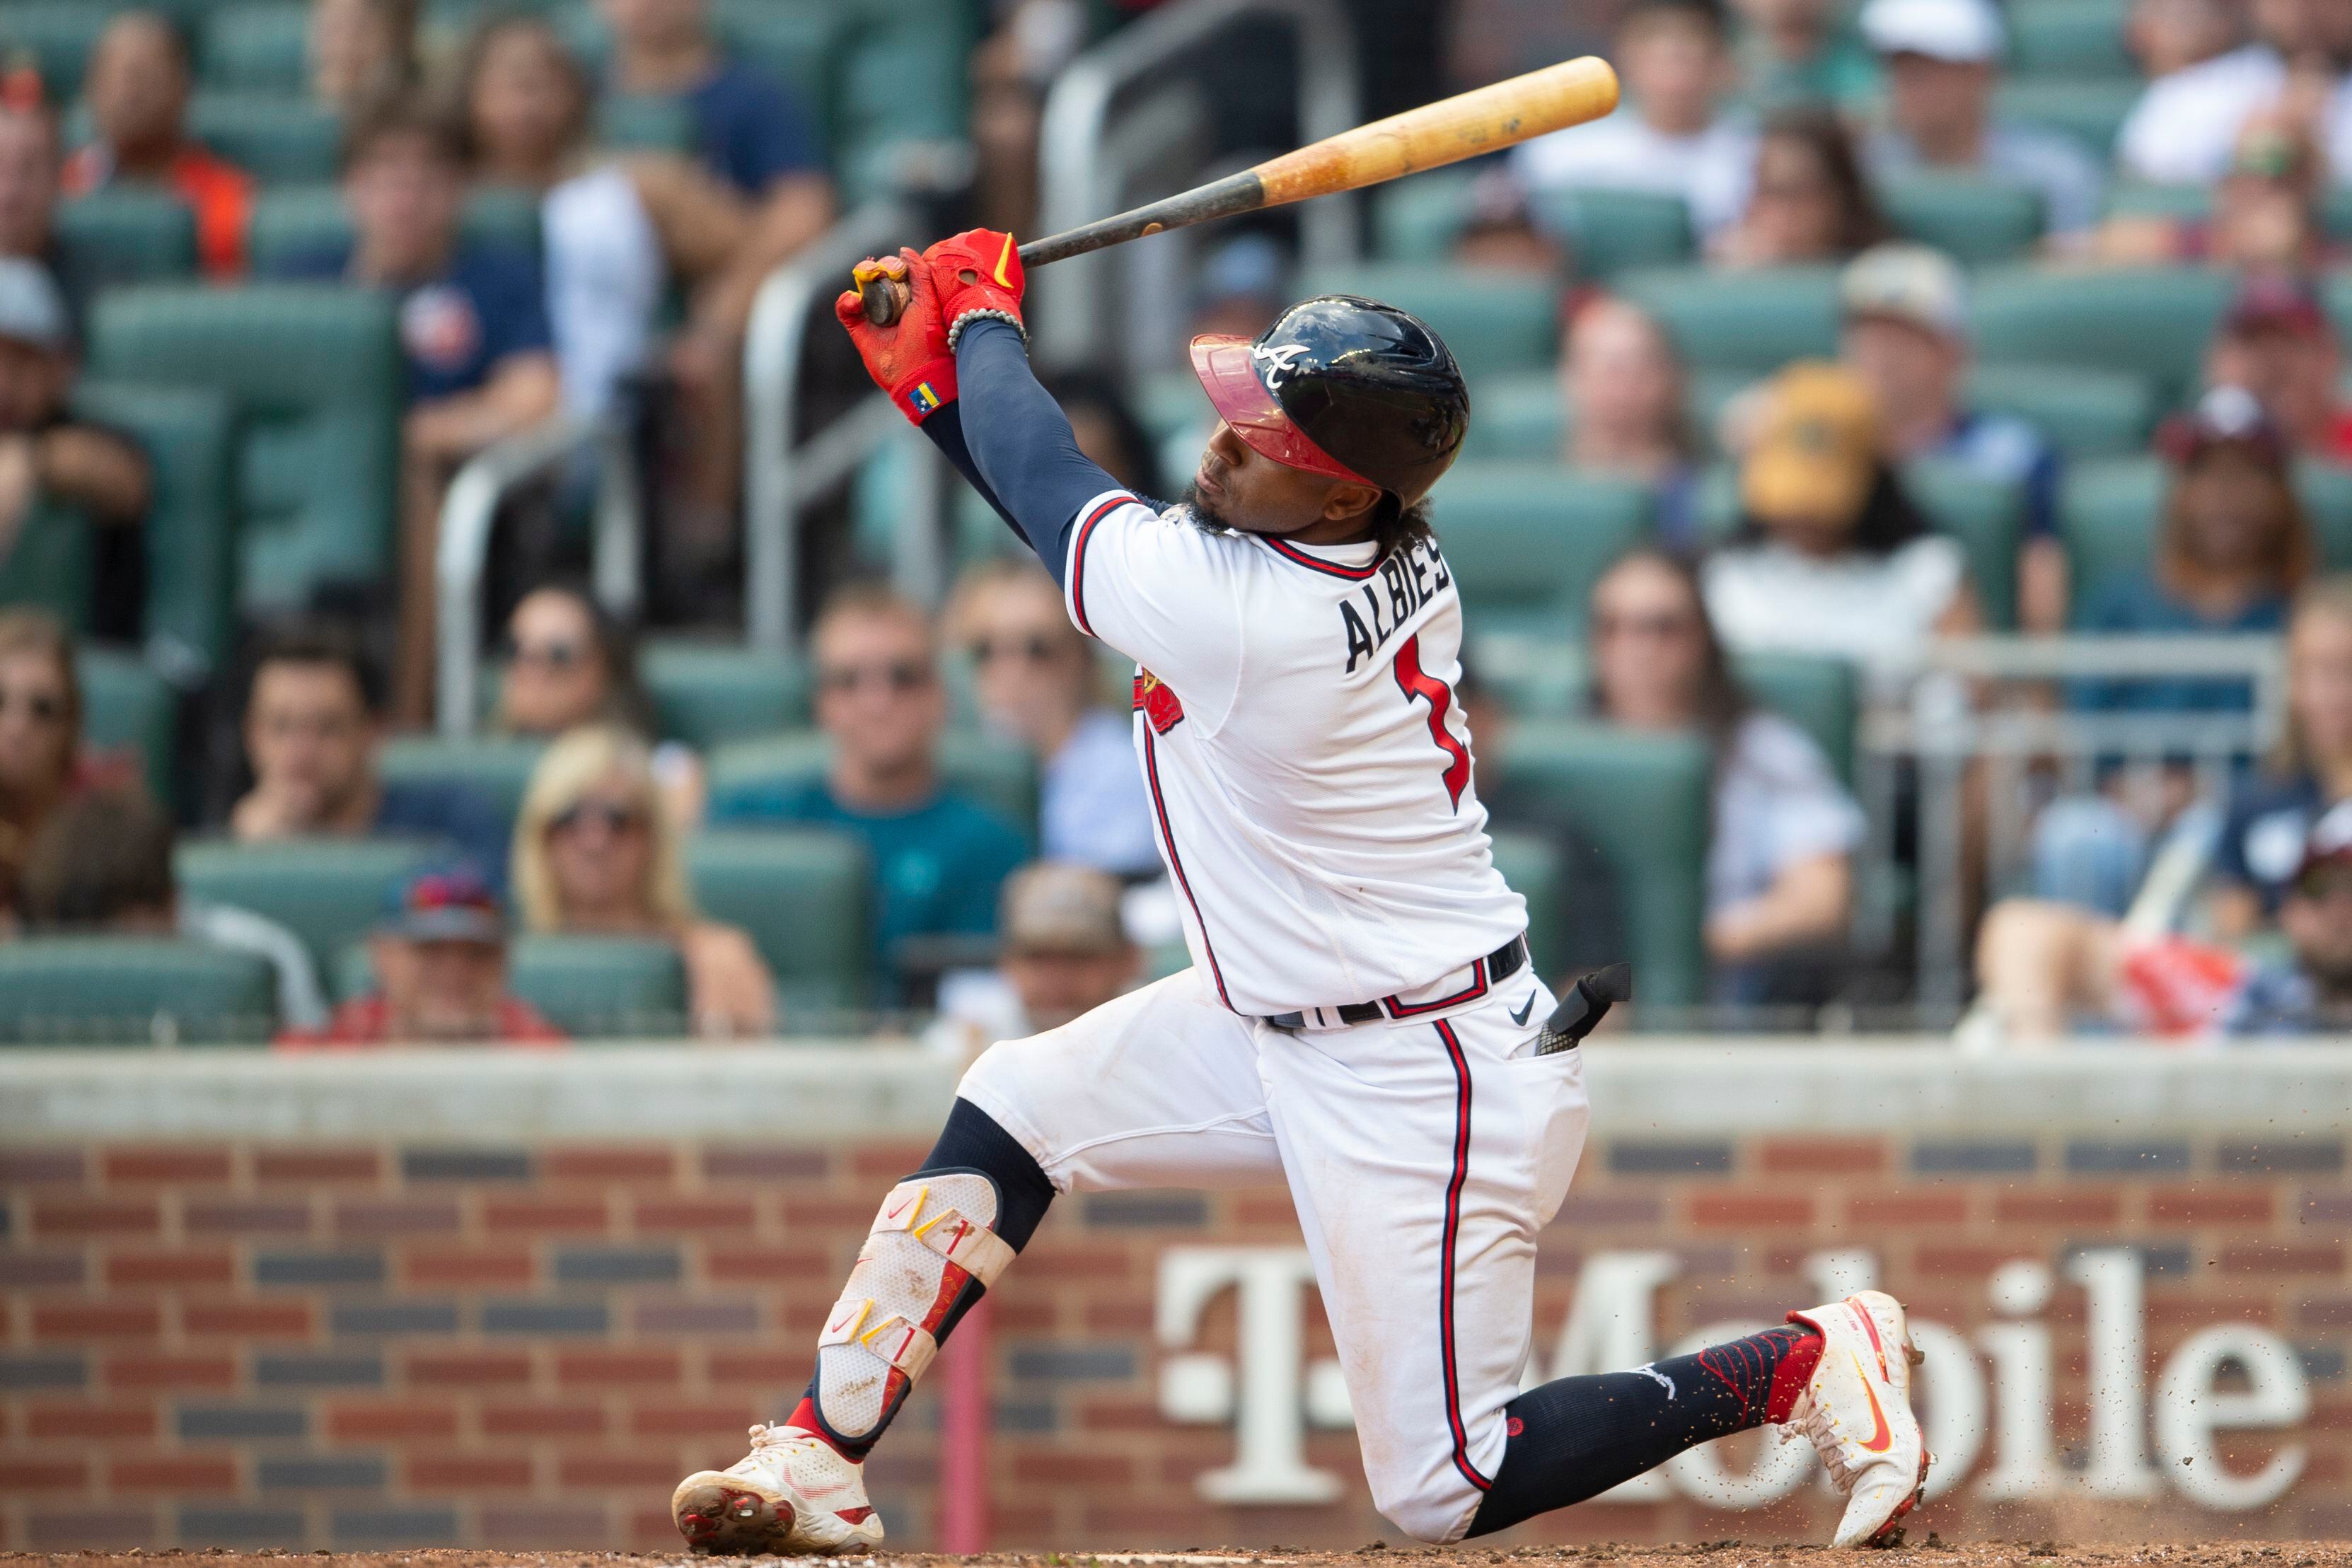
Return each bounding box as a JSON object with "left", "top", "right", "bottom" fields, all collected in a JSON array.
[
  {"left": 1141, "top": 723, "right": 1234, "bottom": 1011},
  {"left": 1260, "top": 535, "right": 1381, "bottom": 580},
  {"left": 1383, "top": 956, "right": 1488, "bottom": 1019},
  {"left": 1067, "top": 493, "right": 1137, "bottom": 635},
  {"left": 1434, "top": 1018, "right": 1490, "bottom": 1492}
]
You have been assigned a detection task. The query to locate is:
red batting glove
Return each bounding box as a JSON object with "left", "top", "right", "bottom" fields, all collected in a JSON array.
[
  {"left": 835, "top": 248, "right": 958, "bottom": 425},
  {"left": 923, "top": 228, "right": 1026, "bottom": 351}
]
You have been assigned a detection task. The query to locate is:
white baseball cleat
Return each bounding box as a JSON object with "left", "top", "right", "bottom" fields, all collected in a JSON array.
[
  {"left": 671, "top": 1422, "right": 886, "bottom": 1555},
  {"left": 1783, "top": 1291, "right": 1930, "bottom": 1548}
]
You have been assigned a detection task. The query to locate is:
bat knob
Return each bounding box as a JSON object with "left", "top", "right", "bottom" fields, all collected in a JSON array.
[{"left": 859, "top": 274, "right": 905, "bottom": 328}]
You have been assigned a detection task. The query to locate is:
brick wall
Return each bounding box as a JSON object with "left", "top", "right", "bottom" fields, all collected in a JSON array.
[{"left": 4, "top": 1113, "right": 2346, "bottom": 1552}]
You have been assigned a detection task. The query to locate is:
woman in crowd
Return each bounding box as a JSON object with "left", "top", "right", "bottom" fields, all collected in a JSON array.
[
  {"left": 0, "top": 608, "right": 81, "bottom": 927},
  {"left": 1703, "top": 361, "right": 1978, "bottom": 690},
  {"left": 2204, "top": 576, "right": 2352, "bottom": 936},
  {"left": 310, "top": 0, "right": 415, "bottom": 111},
  {"left": 494, "top": 583, "right": 655, "bottom": 739},
  {"left": 511, "top": 725, "right": 775, "bottom": 1038},
  {"left": 454, "top": 13, "right": 753, "bottom": 425},
  {"left": 2098, "top": 109, "right": 2334, "bottom": 271},
  {"left": 949, "top": 558, "right": 1159, "bottom": 878},
  {"left": 1560, "top": 296, "right": 1704, "bottom": 551},
  {"left": 1710, "top": 105, "right": 1887, "bottom": 269},
  {"left": 1588, "top": 549, "right": 1866, "bottom": 1006}
]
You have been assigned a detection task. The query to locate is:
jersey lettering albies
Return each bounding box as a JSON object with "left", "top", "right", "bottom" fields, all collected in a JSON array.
[{"left": 1067, "top": 489, "right": 1524, "bottom": 1018}]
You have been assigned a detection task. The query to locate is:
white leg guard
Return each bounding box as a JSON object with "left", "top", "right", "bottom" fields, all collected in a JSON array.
[{"left": 812, "top": 1172, "right": 1016, "bottom": 1443}]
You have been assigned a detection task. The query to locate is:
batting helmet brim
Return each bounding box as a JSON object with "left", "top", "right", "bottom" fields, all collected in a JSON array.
[{"left": 1188, "top": 335, "right": 1376, "bottom": 489}]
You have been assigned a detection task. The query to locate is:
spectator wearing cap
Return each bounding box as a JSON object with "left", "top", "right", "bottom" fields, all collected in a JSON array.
[
  {"left": 1511, "top": 0, "right": 1758, "bottom": 243},
  {"left": 709, "top": 586, "right": 1029, "bottom": 1002},
  {"left": 2075, "top": 385, "right": 2315, "bottom": 710},
  {"left": 1703, "top": 361, "right": 1979, "bottom": 692},
  {"left": 272, "top": 90, "right": 560, "bottom": 726},
  {"left": 21, "top": 789, "right": 329, "bottom": 1032},
  {"left": 2205, "top": 274, "right": 2352, "bottom": 464},
  {"left": 279, "top": 864, "right": 564, "bottom": 1047},
  {"left": 1858, "top": 0, "right": 2105, "bottom": 240},
  {"left": 1560, "top": 296, "right": 1705, "bottom": 552},
  {"left": 0, "top": 257, "right": 153, "bottom": 634},
  {"left": 229, "top": 622, "right": 509, "bottom": 882},
  {"left": 1728, "top": 0, "right": 1881, "bottom": 111},
  {"left": 2118, "top": 0, "right": 2352, "bottom": 188},
  {"left": 1838, "top": 243, "right": 2066, "bottom": 631},
  {"left": 1976, "top": 800, "right": 2352, "bottom": 1040},
  {"left": 927, "top": 861, "right": 1143, "bottom": 1055},
  {"left": 63, "top": 11, "right": 253, "bottom": 278},
  {"left": 2206, "top": 578, "right": 2352, "bottom": 937}
]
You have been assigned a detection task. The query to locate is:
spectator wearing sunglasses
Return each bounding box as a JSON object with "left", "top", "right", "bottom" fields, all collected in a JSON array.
[
  {"left": 229, "top": 622, "right": 509, "bottom": 887},
  {"left": 0, "top": 608, "right": 91, "bottom": 923},
  {"left": 494, "top": 584, "right": 655, "bottom": 738},
  {"left": 709, "top": 585, "right": 1027, "bottom": 1000},
  {"left": 512, "top": 724, "right": 774, "bottom": 1038},
  {"left": 949, "top": 559, "right": 1158, "bottom": 878}
]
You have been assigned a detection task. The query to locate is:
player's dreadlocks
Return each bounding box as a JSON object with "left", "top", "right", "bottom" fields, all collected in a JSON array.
[{"left": 1371, "top": 494, "right": 1437, "bottom": 564}]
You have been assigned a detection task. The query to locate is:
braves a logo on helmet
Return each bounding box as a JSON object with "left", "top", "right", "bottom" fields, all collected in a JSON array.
[
  {"left": 1251, "top": 341, "right": 1310, "bottom": 393},
  {"left": 1132, "top": 669, "right": 1185, "bottom": 735}
]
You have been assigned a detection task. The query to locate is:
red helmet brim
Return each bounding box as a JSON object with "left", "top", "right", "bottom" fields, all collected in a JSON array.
[{"left": 1188, "top": 335, "right": 1375, "bottom": 488}]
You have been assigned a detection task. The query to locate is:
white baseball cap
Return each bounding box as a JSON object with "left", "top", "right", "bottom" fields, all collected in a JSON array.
[
  {"left": 0, "top": 258, "right": 70, "bottom": 353},
  {"left": 1841, "top": 243, "right": 1970, "bottom": 339},
  {"left": 1860, "top": 0, "right": 2007, "bottom": 63}
]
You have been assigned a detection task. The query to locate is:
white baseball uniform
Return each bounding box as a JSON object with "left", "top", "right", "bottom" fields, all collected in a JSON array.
[{"left": 954, "top": 489, "right": 1592, "bottom": 1543}]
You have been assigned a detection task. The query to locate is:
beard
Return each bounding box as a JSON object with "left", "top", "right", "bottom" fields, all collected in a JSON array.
[{"left": 1179, "top": 478, "right": 1237, "bottom": 533}]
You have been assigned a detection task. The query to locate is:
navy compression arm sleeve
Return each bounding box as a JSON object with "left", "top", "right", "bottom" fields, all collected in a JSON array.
[{"left": 937, "top": 318, "right": 1130, "bottom": 585}]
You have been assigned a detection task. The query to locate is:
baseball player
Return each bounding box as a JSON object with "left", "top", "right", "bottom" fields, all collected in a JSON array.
[{"left": 671, "top": 231, "right": 1928, "bottom": 1553}]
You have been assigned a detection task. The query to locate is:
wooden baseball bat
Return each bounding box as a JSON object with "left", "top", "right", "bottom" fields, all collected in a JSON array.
[{"left": 857, "top": 54, "right": 1618, "bottom": 325}]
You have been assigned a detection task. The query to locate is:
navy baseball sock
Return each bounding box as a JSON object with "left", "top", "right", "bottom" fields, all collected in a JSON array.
[
  {"left": 789, "top": 1098, "right": 1056, "bottom": 1456},
  {"left": 1465, "top": 1324, "right": 1820, "bottom": 1536}
]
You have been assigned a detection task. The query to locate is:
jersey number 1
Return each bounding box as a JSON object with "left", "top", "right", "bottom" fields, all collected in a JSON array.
[{"left": 1393, "top": 634, "right": 1471, "bottom": 811}]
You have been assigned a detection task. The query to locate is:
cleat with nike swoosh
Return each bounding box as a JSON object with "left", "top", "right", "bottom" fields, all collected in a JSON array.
[
  {"left": 672, "top": 1423, "right": 884, "bottom": 1555},
  {"left": 1781, "top": 1290, "right": 1930, "bottom": 1548}
]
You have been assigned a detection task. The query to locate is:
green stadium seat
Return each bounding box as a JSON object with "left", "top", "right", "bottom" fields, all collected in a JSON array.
[
  {"left": 54, "top": 190, "right": 198, "bottom": 286},
  {"left": 0, "top": 937, "right": 276, "bottom": 1046},
  {"left": 1373, "top": 170, "right": 1476, "bottom": 262},
  {"left": 1877, "top": 175, "right": 2044, "bottom": 266},
  {"left": 1904, "top": 456, "right": 2026, "bottom": 629},
  {"left": 596, "top": 93, "right": 697, "bottom": 154},
  {"left": 2062, "top": 458, "right": 2352, "bottom": 616},
  {"left": 200, "top": 2, "right": 308, "bottom": 93},
  {"left": 2295, "top": 461, "right": 2352, "bottom": 569},
  {"left": 1495, "top": 723, "right": 1710, "bottom": 1009},
  {"left": 1487, "top": 827, "right": 1565, "bottom": 983},
  {"left": 686, "top": 828, "right": 872, "bottom": 1014},
  {"left": 1616, "top": 265, "right": 1842, "bottom": 375},
  {"left": 1459, "top": 371, "right": 1563, "bottom": 462},
  {"left": 642, "top": 639, "right": 808, "bottom": 750},
  {"left": 1971, "top": 266, "right": 2234, "bottom": 397},
  {"left": 1963, "top": 363, "right": 2156, "bottom": 458},
  {"left": 74, "top": 381, "right": 238, "bottom": 679},
  {"left": 2103, "top": 182, "right": 2211, "bottom": 223},
  {"left": 1433, "top": 463, "right": 1652, "bottom": 634},
  {"left": 78, "top": 646, "right": 178, "bottom": 811},
  {"left": 1992, "top": 79, "right": 2141, "bottom": 161},
  {"left": 715, "top": 0, "right": 840, "bottom": 124},
  {"left": 835, "top": 10, "right": 978, "bottom": 198},
  {"left": 0, "top": 2, "right": 122, "bottom": 102},
  {"left": 510, "top": 934, "right": 688, "bottom": 1038},
  {"left": 89, "top": 284, "right": 402, "bottom": 612},
  {"left": 2007, "top": 0, "right": 2134, "bottom": 79},
  {"left": 190, "top": 94, "right": 342, "bottom": 185},
  {"left": 1299, "top": 262, "right": 1560, "bottom": 378},
  {"left": 248, "top": 185, "right": 545, "bottom": 272},
  {"left": 1527, "top": 187, "right": 1696, "bottom": 279},
  {"left": 175, "top": 837, "right": 443, "bottom": 982},
  {"left": 706, "top": 729, "right": 1038, "bottom": 837},
  {"left": 1735, "top": 653, "right": 1858, "bottom": 786},
  {"left": 0, "top": 500, "right": 93, "bottom": 634},
  {"left": 378, "top": 736, "right": 547, "bottom": 829}
]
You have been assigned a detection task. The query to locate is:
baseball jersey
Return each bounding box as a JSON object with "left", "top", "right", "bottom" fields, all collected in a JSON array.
[{"left": 1064, "top": 488, "right": 1524, "bottom": 1017}]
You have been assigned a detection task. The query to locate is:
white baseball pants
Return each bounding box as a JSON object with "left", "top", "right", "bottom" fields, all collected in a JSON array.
[{"left": 956, "top": 966, "right": 1592, "bottom": 1543}]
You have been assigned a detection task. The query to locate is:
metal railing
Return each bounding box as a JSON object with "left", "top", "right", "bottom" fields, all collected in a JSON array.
[
  {"left": 1860, "top": 634, "right": 2288, "bottom": 1012},
  {"left": 1031, "top": 0, "right": 1360, "bottom": 369},
  {"left": 435, "top": 415, "right": 639, "bottom": 738},
  {"left": 741, "top": 199, "right": 938, "bottom": 651}
]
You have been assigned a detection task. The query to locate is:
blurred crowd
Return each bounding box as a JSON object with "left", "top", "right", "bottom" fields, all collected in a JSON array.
[{"left": 1, "top": 0, "right": 2350, "bottom": 1045}]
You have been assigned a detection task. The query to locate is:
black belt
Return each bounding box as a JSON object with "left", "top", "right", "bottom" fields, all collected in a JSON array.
[{"left": 1261, "top": 936, "right": 1529, "bottom": 1031}]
